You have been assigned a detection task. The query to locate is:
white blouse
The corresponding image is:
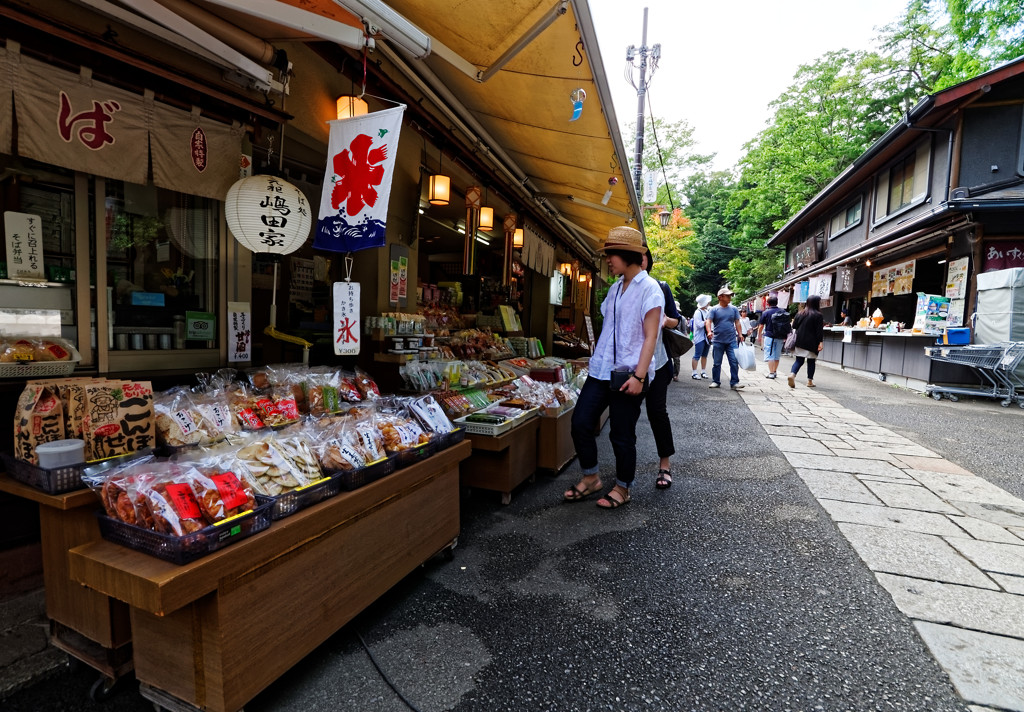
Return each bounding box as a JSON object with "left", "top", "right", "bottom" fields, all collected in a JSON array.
[{"left": 588, "top": 270, "right": 664, "bottom": 380}]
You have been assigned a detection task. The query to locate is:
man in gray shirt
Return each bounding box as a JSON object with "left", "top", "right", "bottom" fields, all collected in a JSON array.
[{"left": 705, "top": 287, "right": 744, "bottom": 390}]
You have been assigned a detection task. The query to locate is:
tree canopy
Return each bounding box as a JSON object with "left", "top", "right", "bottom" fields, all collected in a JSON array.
[{"left": 625, "top": 0, "right": 1024, "bottom": 304}]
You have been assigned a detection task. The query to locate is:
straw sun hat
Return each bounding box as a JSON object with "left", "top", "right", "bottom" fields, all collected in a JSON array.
[{"left": 600, "top": 226, "right": 646, "bottom": 254}]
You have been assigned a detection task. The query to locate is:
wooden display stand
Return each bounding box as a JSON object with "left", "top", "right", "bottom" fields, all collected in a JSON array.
[
  {"left": 537, "top": 406, "right": 575, "bottom": 473},
  {"left": 68, "top": 441, "right": 470, "bottom": 712},
  {"left": 0, "top": 475, "right": 132, "bottom": 695},
  {"left": 460, "top": 418, "right": 540, "bottom": 504}
]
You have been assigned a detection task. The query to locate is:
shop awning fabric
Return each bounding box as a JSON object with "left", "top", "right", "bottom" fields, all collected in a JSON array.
[
  {"left": 373, "top": 0, "right": 642, "bottom": 258},
  {"left": 203, "top": 0, "right": 642, "bottom": 261}
]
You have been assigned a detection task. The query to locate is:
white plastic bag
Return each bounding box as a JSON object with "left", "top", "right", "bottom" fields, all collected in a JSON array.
[{"left": 736, "top": 342, "right": 756, "bottom": 371}]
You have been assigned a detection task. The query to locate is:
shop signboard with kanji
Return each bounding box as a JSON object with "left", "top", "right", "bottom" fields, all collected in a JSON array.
[
  {"left": 228, "top": 302, "right": 251, "bottom": 362},
  {"left": 333, "top": 282, "right": 361, "bottom": 355},
  {"left": 3, "top": 211, "right": 45, "bottom": 280}
]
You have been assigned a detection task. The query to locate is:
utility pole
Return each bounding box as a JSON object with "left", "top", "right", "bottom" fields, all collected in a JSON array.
[{"left": 626, "top": 8, "right": 660, "bottom": 193}]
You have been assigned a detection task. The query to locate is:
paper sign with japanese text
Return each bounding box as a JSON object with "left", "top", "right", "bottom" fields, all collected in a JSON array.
[
  {"left": 333, "top": 281, "right": 361, "bottom": 355},
  {"left": 4, "top": 212, "right": 45, "bottom": 280},
  {"left": 945, "top": 257, "right": 969, "bottom": 299},
  {"left": 389, "top": 260, "right": 400, "bottom": 305},
  {"left": 228, "top": 302, "right": 251, "bottom": 362}
]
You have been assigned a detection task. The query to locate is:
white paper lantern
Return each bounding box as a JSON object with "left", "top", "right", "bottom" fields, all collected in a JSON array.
[{"left": 224, "top": 175, "right": 312, "bottom": 255}]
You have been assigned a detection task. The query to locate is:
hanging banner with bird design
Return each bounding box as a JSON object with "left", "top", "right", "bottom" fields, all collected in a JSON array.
[{"left": 315, "top": 105, "right": 406, "bottom": 252}]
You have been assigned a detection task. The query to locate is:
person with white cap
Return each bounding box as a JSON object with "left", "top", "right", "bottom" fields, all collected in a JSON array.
[
  {"left": 705, "top": 287, "right": 745, "bottom": 390},
  {"left": 690, "top": 294, "right": 712, "bottom": 379},
  {"left": 563, "top": 226, "right": 663, "bottom": 510}
]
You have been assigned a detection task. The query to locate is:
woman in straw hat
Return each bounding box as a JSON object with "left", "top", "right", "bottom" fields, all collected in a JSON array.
[{"left": 564, "top": 226, "right": 664, "bottom": 509}]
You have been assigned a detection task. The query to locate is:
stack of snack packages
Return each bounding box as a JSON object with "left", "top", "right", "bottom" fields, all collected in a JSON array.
[
  {"left": 85, "top": 364, "right": 463, "bottom": 540},
  {"left": 14, "top": 378, "right": 155, "bottom": 465}
]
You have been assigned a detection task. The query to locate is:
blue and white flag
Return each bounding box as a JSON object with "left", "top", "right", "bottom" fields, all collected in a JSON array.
[{"left": 315, "top": 105, "right": 405, "bottom": 253}]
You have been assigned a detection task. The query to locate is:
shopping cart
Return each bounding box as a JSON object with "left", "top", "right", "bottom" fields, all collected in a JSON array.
[{"left": 924, "top": 342, "right": 1024, "bottom": 408}]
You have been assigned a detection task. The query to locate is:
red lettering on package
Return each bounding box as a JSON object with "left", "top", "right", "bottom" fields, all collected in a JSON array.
[
  {"left": 211, "top": 472, "right": 248, "bottom": 510},
  {"left": 165, "top": 483, "right": 202, "bottom": 520}
]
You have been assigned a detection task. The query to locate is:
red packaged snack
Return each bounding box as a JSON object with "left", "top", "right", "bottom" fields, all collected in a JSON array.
[
  {"left": 135, "top": 473, "right": 208, "bottom": 536},
  {"left": 188, "top": 468, "right": 257, "bottom": 523},
  {"left": 353, "top": 368, "right": 381, "bottom": 401}
]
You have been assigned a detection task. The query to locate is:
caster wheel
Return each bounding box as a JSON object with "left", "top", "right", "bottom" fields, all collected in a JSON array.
[
  {"left": 1000, "top": 400, "right": 1011, "bottom": 407},
  {"left": 948, "top": 395, "right": 959, "bottom": 402},
  {"left": 932, "top": 393, "right": 942, "bottom": 401},
  {"left": 89, "top": 675, "right": 119, "bottom": 703},
  {"left": 878, "top": 373, "right": 887, "bottom": 382}
]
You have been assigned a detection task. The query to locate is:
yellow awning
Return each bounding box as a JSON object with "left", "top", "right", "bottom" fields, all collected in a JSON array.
[{"left": 382, "top": 0, "right": 640, "bottom": 256}]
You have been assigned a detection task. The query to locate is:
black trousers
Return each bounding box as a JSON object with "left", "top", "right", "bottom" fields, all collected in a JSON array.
[{"left": 645, "top": 360, "right": 676, "bottom": 459}]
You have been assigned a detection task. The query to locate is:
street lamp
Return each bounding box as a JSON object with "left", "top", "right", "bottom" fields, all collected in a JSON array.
[{"left": 658, "top": 209, "right": 671, "bottom": 228}]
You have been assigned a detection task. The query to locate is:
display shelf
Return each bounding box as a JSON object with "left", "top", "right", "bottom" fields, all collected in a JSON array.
[
  {"left": 68, "top": 442, "right": 470, "bottom": 712},
  {"left": 460, "top": 418, "right": 540, "bottom": 505},
  {"left": 537, "top": 405, "right": 575, "bottom": 473}
]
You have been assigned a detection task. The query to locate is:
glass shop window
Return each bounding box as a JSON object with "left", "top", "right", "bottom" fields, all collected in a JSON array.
[{"left": 105, "top": 181, "right": 218, "bottom": 351}]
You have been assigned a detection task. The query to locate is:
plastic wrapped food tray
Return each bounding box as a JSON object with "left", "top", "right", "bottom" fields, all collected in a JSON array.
[
  {"left": 1, "top": 451, "right": 85, "bottom": 494},
  {"left": 0, "top": 339, "right": 81, "bottom": 379},
  {"left": 95, "top": 496, "right": 273, "bottom": 565},
  {"left": 455, "top": 407, "right": 540, "bottom": 436},
  {"left": 266, "top": 476, "right": 339, "bottom": 520},
  {"left": 393, "top": 439, "right": 435, "bottom": 468},
  {"left": 326, "top": 455, "right": 397, "bottom": 491}
]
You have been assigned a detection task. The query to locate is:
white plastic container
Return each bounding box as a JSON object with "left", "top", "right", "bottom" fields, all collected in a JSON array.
[{"left": 36, "top": 439, "right": 86, "bottom": 469}]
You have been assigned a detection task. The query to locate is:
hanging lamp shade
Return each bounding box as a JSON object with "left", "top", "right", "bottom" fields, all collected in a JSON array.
[
  {"left": 224, "top": 175, "right": 312, "bottom": 255},
  {"left": 513, "top": 228, "right": 524, "bottom": 249},
  {"left": 336, "top": 95, "right": 369, "bottom": 120},
  {"left": 479, "top": 206, "right": 494, "bottom": 231},
  {"left": 429, "top": 174, "right": 450, "bottom": 206}
]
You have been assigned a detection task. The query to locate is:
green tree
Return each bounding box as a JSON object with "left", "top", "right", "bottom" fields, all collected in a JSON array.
[{"left": 644, "top": 208, "right": 697, "bottom": 303}]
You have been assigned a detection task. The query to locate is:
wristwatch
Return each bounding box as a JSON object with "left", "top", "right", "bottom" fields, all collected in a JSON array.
[{"left": 630, "top": 372, "right": 645, "bottom": 383}]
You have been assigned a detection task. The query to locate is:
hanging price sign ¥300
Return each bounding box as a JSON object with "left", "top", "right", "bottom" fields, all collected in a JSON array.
[{"left": 333, "top": 282, "right": 361, "bottom": 356}]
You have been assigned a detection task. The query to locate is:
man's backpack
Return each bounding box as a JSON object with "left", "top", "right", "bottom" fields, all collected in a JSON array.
[{"left": 770, "top": 309, "right": 792, "bottom": 337}]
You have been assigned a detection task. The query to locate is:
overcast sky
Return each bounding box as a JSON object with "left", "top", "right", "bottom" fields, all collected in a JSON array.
[{"left": 588, "top": 0, "right": 909, "bottom": 173}]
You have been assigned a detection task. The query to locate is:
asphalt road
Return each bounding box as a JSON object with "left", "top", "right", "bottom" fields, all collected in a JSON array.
[{"left": 7, "top": 360, "right": 1019, "bottom": 712}]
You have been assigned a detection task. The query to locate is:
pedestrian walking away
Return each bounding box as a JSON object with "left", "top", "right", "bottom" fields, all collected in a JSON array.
[
  {"left": 757, "top": 295, "right": 788, "bottom": 379},
  {"left": 565, "top": 226, "right": 664, "bottom": 509},
  {"left": 641, "top": 248, "right": 679, "bottom": 490},
  {"left": 788, "top": 294, "right": 825, "bottom": 388},
  {"left": 706, "top": 287, "right": 745, "bottom": 389},
  {"left": 690, "top": 294, "right": 712, "bottom": 379}
]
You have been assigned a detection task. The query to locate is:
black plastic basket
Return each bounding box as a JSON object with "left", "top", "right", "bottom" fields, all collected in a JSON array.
[
  {"left": 393, "top": 440, "right": 436, "bottom": 468},
  {"left": 434, "top": 428, "right": 466, "bottom": 451},
  {"left": 95, "top": 496, "right": 274, "bottom": 565},
  {"left": 327, "top": 456, "right": 397, "bottom": 491},
  {"left": 266, "top": 476, "right": 339, "bottom": 520},
  {"left": 1, "top": 451, "right": 85, "bottom": 494}
]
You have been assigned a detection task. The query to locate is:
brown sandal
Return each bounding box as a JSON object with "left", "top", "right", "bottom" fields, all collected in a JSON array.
[
  {"left": 596, "top": 486, "right": 630, "bottom": 509},
  {"left": 564, "top": 478, "right": 602, "bottom": 502}
]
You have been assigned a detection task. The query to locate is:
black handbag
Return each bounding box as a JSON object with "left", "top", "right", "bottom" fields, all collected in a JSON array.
[
  {"left": 608, "top": 284, "right": 649, "bottom": 394},
  {"left": 662, "top": 328, "right": 692, "bottom": 359}
]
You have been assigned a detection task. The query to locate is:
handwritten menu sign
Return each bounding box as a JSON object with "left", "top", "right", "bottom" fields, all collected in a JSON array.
[
  {"left": 228, "top": 302, "right": 251, "bottom": 362},
  {"left": 4, "top": 211, "right": 46, "bottom": 280},
  {"left": 333, "top": 281, "right": 361, "bottom": 356}
]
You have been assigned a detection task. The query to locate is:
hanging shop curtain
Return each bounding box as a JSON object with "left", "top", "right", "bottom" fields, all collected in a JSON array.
[
  {"left": 0, "top": 46, "right": 12, "bottom": 154},
  {"left": 149, "top": 102, "right": 243, "bottom": 201},
  {"left": 13, "top": 53, "right": 148, "bottom": 185}
]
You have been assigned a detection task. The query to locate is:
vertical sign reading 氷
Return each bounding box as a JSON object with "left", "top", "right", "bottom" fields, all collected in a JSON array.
[
  {"left": 4, "top": 212, "right": 45, "bottom": 280},
  {"left": 315, "top": 105, "right": 406, "bottom": 253},
  {"left": 333, "top": 281, "right": 361, "bottom": 356},
  {"left": 228, "top": 301, "right": 251, "bottom": 362}
]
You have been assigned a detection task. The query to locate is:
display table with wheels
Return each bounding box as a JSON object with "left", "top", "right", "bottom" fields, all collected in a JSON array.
[
  {"left": 536, "top": 406, "right": 575, "bottom": 473},
  {"left": 68, "top": 440, "right": 470, "bottom": 712},
  {"left": 0, "top": 475, "right": 133, "bottom": 701},
  {"left": 460, "top": 418, "right": 540, "bottom": 504}
]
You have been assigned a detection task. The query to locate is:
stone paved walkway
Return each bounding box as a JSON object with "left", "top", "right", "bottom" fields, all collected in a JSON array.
[{"left": 737, "top": 376, "right": 1024, "bottom": 712}]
